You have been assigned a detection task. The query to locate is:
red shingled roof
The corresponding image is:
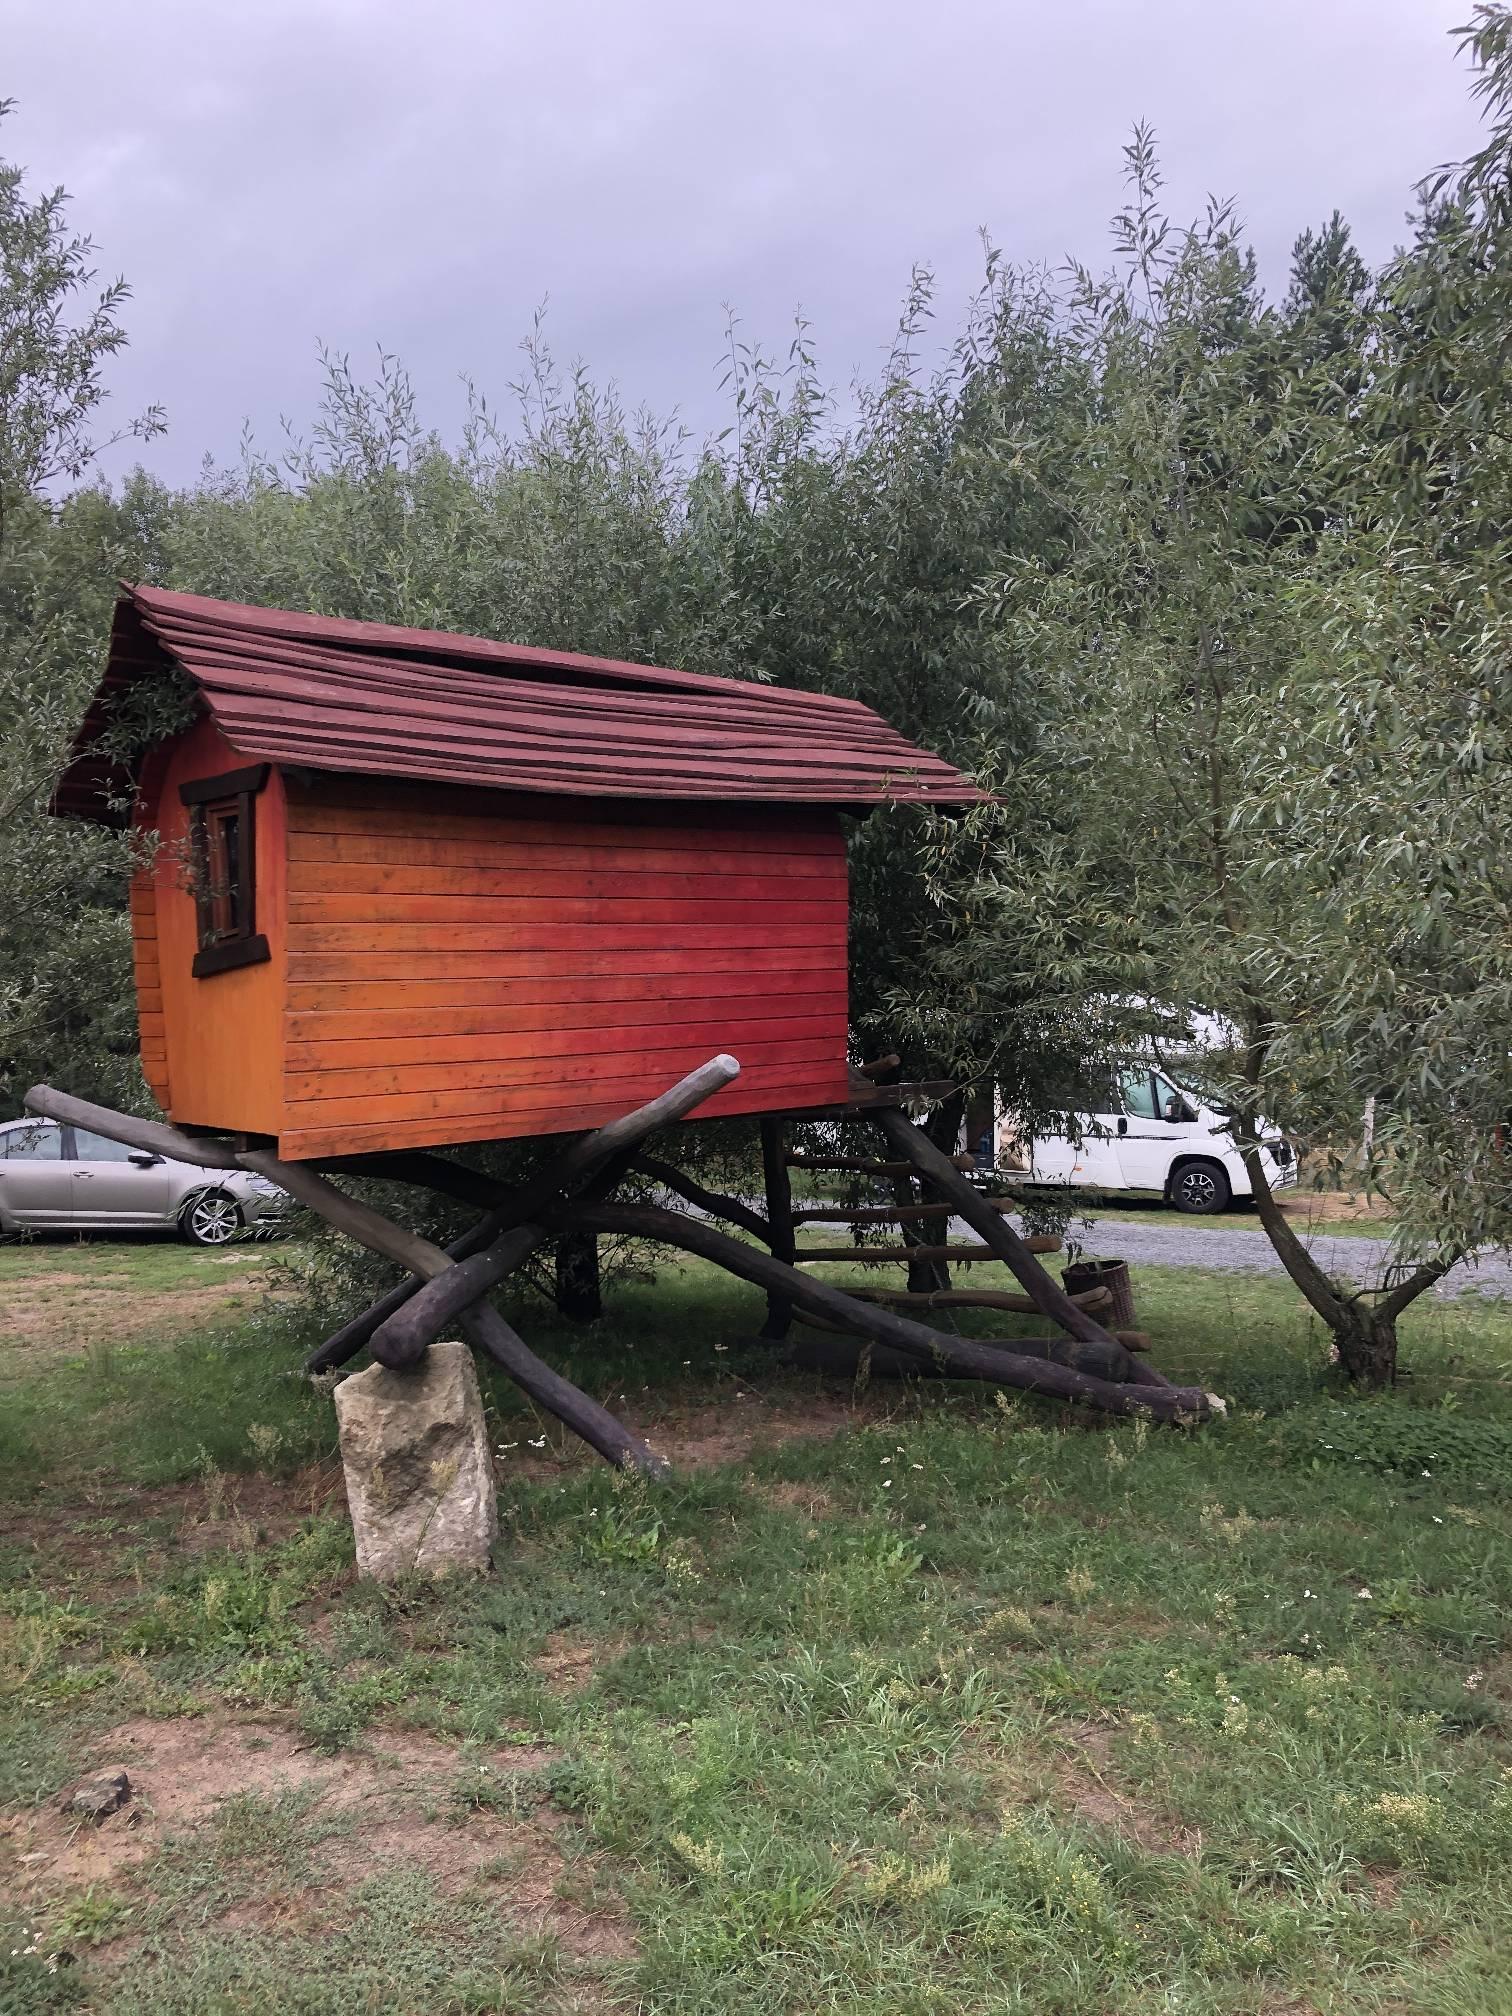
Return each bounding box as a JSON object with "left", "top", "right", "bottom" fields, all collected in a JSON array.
[{"left": 53, "top": 585, "right": 985, "bottom": 822}]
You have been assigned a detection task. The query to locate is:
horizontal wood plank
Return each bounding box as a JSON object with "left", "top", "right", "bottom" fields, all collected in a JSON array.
[
  {"left": 287, "top": 922, "right": 841, "bottom": 955},
  {"left": 286, "top": 946, "right": 844, "bottom": 986},
  {"left": 283, "top": 1035, "right": 838, "bottom": 1104},
  {"left": 287, "top": 831, "right": 844, "bottom": 878},
  {"left": 277, "top": 1068, "right": 855, "bottom": 1157},
  {"left": 286, "top": 993, "right": 847, "bottom": 1047},
  {"left": 286, "top": 968, "right": 849, "bottom": 1017},
  {"left": 286, "top": 863, "right": 845, "bottom": 903},
  {"left": 287, "top": 893, "right": 846, "bottom": 928},
  {"left": 287, "top": 798, "right": 842, "bottom": 850}
]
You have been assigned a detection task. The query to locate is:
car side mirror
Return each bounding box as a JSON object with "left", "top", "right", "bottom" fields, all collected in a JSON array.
[{"left": 128, "top": 1151, "right": 163, "bottom": 1168}]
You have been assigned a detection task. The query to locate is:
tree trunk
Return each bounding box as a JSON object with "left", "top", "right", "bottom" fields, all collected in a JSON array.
[
  {"left": 554, "top": 1230, "right": 602, "bottom": 1323},
  {"left": 1332, "top": 1301, "right": 1400, "bottom": 1389}
]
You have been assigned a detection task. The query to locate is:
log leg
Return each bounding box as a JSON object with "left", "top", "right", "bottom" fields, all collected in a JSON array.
[
  {"left": 549, "top": 1198, "right": 1211, "bottom": 1422},
  {"left": 759, "top": 1117, "right": 795, "bottom": 1340},
  {"left": 871, "top": 1107, "right": 1120, "bottom": 1349},
  {"left": 555, "top": 1230, "right": 603, "bottom": 1322},
  {"left": 238, "top": 1157, "right": 668, "bottom": 1474},
  {"left": 305, "top": 1211, "right": 503, "bottom": 1374}
]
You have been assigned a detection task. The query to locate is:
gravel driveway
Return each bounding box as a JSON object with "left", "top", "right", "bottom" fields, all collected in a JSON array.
[{"left": 1049, "top": 1216, "right": 1512, "bottom": 1301}]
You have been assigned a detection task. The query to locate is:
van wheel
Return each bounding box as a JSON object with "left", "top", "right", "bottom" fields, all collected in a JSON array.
[
  {"left": 181, "top": 1191, "right": 242, "bottom": 1246},
  {"left": 1171, "top": 1161, "right": 1231, "bottom": 1215}
]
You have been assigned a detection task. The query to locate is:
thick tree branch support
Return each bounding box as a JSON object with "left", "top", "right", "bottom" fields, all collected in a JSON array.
[{"left": 547, "top": 1198, "right": 1211, "bottom": 1422}]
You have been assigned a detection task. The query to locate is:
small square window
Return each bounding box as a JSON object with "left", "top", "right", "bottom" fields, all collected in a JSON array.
[{"left": 180, "top": 764, "right": 271, "bottom": 978}]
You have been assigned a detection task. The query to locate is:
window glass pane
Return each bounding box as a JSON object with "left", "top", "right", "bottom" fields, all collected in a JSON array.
[
  {"left": 73, "top": 1129, "right": 139, "bottom": 1162},
  {"left": 1119, "top": 1070, "right": 1159, "bottom": 1120},
  {"left": 2, "top": 1122, "right": 63, "bottom": 1160}
]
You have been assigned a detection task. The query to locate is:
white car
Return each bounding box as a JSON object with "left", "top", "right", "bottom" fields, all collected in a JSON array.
[
  {"left": 1008, "top": 1065, "right": 1297, "bottom": 1214},
  {"left": 0, "top": 1116, "right": 289, "bottom": 1245}
]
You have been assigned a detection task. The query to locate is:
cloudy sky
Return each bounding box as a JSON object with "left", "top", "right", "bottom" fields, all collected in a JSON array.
[{"left": 4, "top": 0, "right": 1486, "bottom": 484}]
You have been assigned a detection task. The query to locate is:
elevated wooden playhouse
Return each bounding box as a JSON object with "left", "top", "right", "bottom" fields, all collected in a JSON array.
[{"left": 32, "top": 585, "right": 1211, "bottom": 1472}]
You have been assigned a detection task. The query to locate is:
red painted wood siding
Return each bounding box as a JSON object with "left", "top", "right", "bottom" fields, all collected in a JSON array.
[{"left": 276, "top": 780, "right": 853, "bottom": 1158}]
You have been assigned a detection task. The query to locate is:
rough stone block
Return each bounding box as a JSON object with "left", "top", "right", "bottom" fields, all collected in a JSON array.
[{"left": 333, "top": 1341, "right": 497, "bottom": 1580}]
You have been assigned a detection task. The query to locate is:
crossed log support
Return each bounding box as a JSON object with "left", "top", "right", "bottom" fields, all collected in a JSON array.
[{"left": 25, "top": 1054, "right": 1215, "bottom": 1482}]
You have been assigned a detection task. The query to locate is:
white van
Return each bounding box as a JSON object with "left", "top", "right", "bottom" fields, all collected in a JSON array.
[{"left": 985, "top": 1065, "right": 1297, "bottom": 1215}]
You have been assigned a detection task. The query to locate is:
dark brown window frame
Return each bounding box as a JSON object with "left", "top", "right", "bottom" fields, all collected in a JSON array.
[{"left": 180, "top": 765, "right": 271, "bottom": 977}]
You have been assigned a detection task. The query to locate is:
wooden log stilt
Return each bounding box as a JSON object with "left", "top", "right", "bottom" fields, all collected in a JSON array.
[
  {"left": 547, "top": 1199, "right": 1211, "bottom": 1422},
  {"left": 788, "top": 1329, "right": 1130, "bottom": 1384},
  {"left": 632, "top": 1153, "right": 773, "bottom": 1245},
  {"left": 843, "top": 1284, "right": 1114, "bottom": 1316},
  {"left": 871, "top": 1107, "right": 1116, "bottom": 1349},
  {"left": 759, "top": 1117, "right": 795, "bottom": 1341},
  {"left": 791, "top": 1197, "right": 1020, "bottom": 1224},
  {"left": 23, "top": 1082, "right": 671, "bottom": 1476},
  {"left": 305, "top": 1212, "right": 502, "bottom": 1374},
  {"left": 791, "top": 1239, "right": 1062, "bottom": 1264},
  {"left": 368, "top": 1225, "right": 549, "bottom": 1368},
  {"left": 787, "top": 1312, "right": 1131, "bottom": 1382},
  {"left": 297, "top": 1058, "right": 746, "bottom": 1383}
]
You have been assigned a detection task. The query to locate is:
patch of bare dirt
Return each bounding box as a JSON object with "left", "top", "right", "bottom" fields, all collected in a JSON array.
[
  {"left": 0, "top": 1265, "right": 280, "bottom": 1374},
  {"left": 759, "top": 1479, "right": 839, "bottom": 1518},
  {"left": 967, "top": 1719, "right": 1200, "bottom": 1858},
  {"left": 5, "top": 1465, "right": 348, "bottom": 1592},
  {"left": 1275, "top": 1187, "right": 1393, "bottom": 1229},
  {"left": 533, "top": 1630, "right": 623, "bottom": 1694},
  {"left": 2, "top": 1714, "right": 632, "bottom": 1961},
  {"left": 498, "top": 1381, "right": 909, "bottom": 1485}
]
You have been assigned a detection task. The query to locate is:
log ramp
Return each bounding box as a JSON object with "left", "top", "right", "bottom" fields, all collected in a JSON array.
[{"left": 26, "top": 1056, "right": 1215, "bottom": 1478}]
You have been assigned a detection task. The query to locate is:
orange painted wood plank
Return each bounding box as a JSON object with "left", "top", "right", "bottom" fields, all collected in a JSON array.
[
  {"left": 288, "top": 922, "right": 841, "bottom": 955},
  {"left": 286, "top": 1014, "right": 844, "bottom": 1074},
  {"left": 286, "top": 864, "right": 845, "bottom": 904},
  {"left": 286, "top": 831, "right": 845, "bottom": 878},
  {"left": 283, "top": 1038, "right": 838, "bottom": 1106},
  {"left": 285, "top": 944, "right": 844, "bottom": 983},
  {"left": 286, "top": 894, "right": 846, "bottom": 929},
  {"left": 276, "top": 1072, "right": 856, "bottom": 1159},
  {"left": 286, "top": 967, "right": 849, "bottom": 1017},
  {"left": 286, "top": 991, "right": 848, "bottom": 1046},
  {"left": 278, "top": 1062, "right": 854, "bottom": 1149}
]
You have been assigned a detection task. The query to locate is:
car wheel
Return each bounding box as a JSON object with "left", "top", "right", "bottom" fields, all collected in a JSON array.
[
  {"left": 1170, "top": 1160, "right": 1232, "bottom": 1215},
  {"left": 180, "top": 1191, "right": 243, "bottom": 1246}
]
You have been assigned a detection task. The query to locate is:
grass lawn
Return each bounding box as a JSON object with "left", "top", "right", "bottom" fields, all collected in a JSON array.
[{"left": 2, "top": 1237, "right": 1511, "bottom": 2013}]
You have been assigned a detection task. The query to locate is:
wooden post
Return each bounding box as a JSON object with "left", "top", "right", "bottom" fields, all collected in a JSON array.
[
  {"left": 555, "top": 1230, "right": 603, "bottom": 1322},
  {"left": 759, "top": 1117, "right": 795, "bottom": 1340}
]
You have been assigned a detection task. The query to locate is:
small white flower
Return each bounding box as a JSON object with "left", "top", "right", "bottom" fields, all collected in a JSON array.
[
  {"left": 528, "top": 1435, "right": 547, "bottom": 1449},
  {"left": 880, "top": 1457, "right": 891, "bottom": 1465},
  {"left": 882, "top": 1478, "right": 893, "bottom": 1488},
  {"left": 1433, "top": 1516, "right": 1444, "bottom": 1525},
  {"left": 1356, "top": 1587, "right": 1373, "bottom": 1600},
  {"left": 911, "top": 1463, "right": 924, "bottom": 1471},
  {"left": 1422, "top": 1469, "right": 1432, "bottom": 1478}
]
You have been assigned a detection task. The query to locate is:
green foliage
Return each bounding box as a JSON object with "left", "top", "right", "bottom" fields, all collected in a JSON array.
[{"left": 1278, "top": 1400, "right": 1512, "bottom": 1492}]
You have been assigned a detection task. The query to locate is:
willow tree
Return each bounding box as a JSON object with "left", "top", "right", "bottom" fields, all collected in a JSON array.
[{"left": 932, "top": 98, "right": 1511, "bottom": 1389}]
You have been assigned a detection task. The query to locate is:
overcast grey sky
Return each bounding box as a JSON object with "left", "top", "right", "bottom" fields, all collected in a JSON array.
[{"left": 4, "top": 0, "right": 1486, "bottom": 484}]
